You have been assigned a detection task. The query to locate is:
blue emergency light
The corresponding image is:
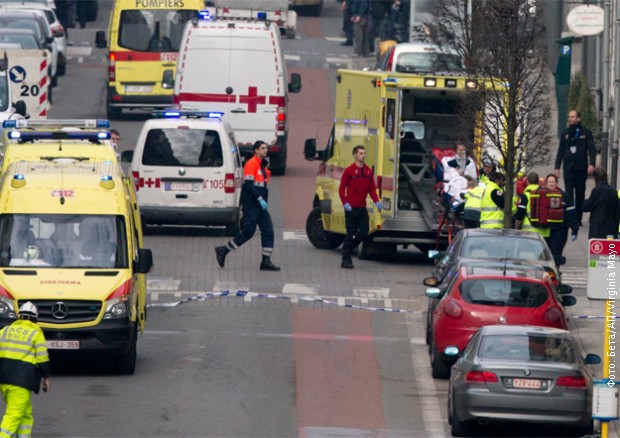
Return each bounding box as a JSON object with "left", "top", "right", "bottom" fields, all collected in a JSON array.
[
  {"left": 13, "top": 174, "right": 24, "bottom": 180},
  {"left": 153, "top": 110, "right": 224, "bottom": 119},
  {"left": 7, "top": 131, "right": 111, "bottom": 141},
  {"left": 2, "top": 119, "right": 110, "bottom": 129},
  {"left": 257, "top": 12, "right": 267, "bottom": 20},
  {"left": 198, "top": 10, "right": 212, "bottom": 21},
  {"left": 101, "top": 175, "right": 113, "bottom": 181}
]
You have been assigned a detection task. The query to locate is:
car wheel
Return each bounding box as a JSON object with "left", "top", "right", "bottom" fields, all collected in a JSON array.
[
  {"left": 285, "top": 27, "right": 295, "bottom": 39},
  {"left": 306, "top": 207, "right": 345, "bottom": 250},
  {"left": 107, "top": 104, "right": 122, "bottom": 120},
  {"left": 431, "top": 341, "right": 451, "bottom": 379},
  {"left": 425, "top": 301, "right": 432, "bottom": 345},
  {"left": 450, "top": 412, "right": 473, "bottom": 437},
  {"left": 117, "top": 325, "right": 137, "bottom": 375}
]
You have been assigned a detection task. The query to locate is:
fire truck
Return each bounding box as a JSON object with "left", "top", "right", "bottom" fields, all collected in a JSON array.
[{"left": 304, "top": 69, "right": 487, "bottom": 257}]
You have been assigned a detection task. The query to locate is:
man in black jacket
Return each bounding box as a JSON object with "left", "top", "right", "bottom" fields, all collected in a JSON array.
[
  {"left": 582, "top": 167, "right": 619, "bottom": 239},
  {"left": 554, "top": 110, "right": 596, "bottom": 226}
]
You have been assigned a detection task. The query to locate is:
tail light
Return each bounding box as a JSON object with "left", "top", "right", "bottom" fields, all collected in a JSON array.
[
  {"left": 546, "top": 268, "right": 559, "bottom": 287},
  {"left": 51, "top": 24, "right": 65, "bottom": 37},
  {"left": 224, "top": 173, "right": 235, "bottom": 193},
  {"left": 108, "top": 52, "right": 116, "bottom": 82},
  {"left": 442, "top": 299, "right": 463, "bottom": 319},
  {"left": 556, "top": 375, "right": 586, "bottom": 389},
  {"left": 276, "top": 106, "right": 286, "bottom": 131},
  {"left": 465, "top": 371, "right": 498, "bottom": 384},
  {"left": 132, "top": 170, "right": 140, "bottom": 191},
  {"left": 543, "top": 306, "right": 563, "bottom": 325}
]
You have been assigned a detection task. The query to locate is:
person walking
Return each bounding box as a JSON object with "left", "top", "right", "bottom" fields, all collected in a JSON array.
[
  {"left": 479, "top": 172, "right": 505, "bottom": 229},
  {"left": 0, "top": 302, "right": 50, "bottom": 438},
  {"left": 544, "top": 174, "right": 578, "bottom": 261},
  {"left": 351, "top": 0, "right": 370, "bottom": 57},
  {"left": 554, "top": 109, "right": 596, "bottom": 226},
  {"left": 215, "top": 141, "right": 280, "bottom": 271},
  {"left": 339, "top": 145, "right": 382, "bottom": 269},
  {"left": 582, "top": 167, "right": 619, "bottom": 239},
  {"left": 340, "top": 1, "right": 353, "bottom": 46},
  {"left": 515, "top": 172, "right": 549, "bottom": 238}
]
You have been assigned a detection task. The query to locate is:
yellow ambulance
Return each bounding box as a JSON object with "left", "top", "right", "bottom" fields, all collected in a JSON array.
[
  {"left": 94, "top": 0, "right": 205, "bottom": 119},
  {"left": 0, "top": 119, "right": 116, "bottom": 172},
  {"left": 0, "top": 159, "right": 153, "bottom": 374}
]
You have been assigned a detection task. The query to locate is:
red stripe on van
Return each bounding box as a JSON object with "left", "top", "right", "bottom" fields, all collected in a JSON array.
[{"left": 111, "top": 51, "right": 178, "bottom": 62}]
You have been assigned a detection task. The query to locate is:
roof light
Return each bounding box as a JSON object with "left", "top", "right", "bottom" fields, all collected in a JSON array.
[
  {"left": 466, "top": 80, "right": 477, "bottom": 89},
  {"left": 152, "top": 110, "right": 224, "bottom": 119},
  {"left": 2, "top": 119, "right": 110, "bottom": 129},
  {"left": 198, "top": 10, "right": 212, "bottom": 21},
  {"left": 7, "top": 131, "right": 110, "bottom": 141},
  {"left": 11, "top": 174, "right": 25, "bottom": 188},
  {"left": 257, "top": 11, "right": 267, "bottom": 20},
  {"left": 100, "top": 175, "right": 115, "bottom": 189},
  {"left": 424, "top": 78, "right": 437, "bottom": 87},
  {"left": 8, "top": 131, "right": 20, "bottom": 139},
  {"left": 445, "top": 79, "right": 457, "bottom": 88}
]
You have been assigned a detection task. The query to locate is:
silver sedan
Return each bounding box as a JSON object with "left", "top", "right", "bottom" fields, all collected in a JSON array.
[{"left": 448, "top": 325, "right": 600, "bottom": 437}]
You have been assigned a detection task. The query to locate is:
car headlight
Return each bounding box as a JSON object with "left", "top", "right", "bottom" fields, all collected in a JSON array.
[
  {"left": 103, "top": 297, "right": 128, "bottom": 319},
  {"left": 0, "top": 296, "right": 16, "bottom": 319}
]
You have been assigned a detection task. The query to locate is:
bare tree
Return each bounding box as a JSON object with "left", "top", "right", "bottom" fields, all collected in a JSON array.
[{"left": 430, "top": 0, "right": 552, "bottom": 227}]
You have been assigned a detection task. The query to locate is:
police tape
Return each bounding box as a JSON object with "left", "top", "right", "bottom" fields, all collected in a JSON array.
[{"left": 147, "top": 290, "right": 415, "bottom": 313}]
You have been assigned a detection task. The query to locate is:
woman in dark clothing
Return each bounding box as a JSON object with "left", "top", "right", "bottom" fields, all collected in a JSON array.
[
  {"left": 545, "top": 174, "right": 579, "bottom": 260},
  {"left": 582, "top": 167, "right": 620, "bottom": 239}
]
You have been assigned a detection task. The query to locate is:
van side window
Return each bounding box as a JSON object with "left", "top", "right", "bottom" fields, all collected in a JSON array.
[
  {"left": 142, "top": 128, "right": 224, "bottom": 167},
  {"left": 119, "top": 9, "right": 196, "bottom": 52}
]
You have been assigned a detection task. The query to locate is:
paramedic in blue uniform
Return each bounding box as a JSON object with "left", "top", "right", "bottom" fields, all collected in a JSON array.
[
  {"left": 545, "top": 174, "right": 578, "bottom": 261},
  {"left": 215, "top": 141, "right": 280, "bottom": 271},
  {"left": 554, "top": 110, "right": 596, "bottom": 226}
]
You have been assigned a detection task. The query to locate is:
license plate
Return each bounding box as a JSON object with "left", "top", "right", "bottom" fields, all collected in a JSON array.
[
  {"left": 46, "top": 340, "right": 79, "bottom": 350},
  {"left": 165, "top": 182, "right": 197, "bottom": 192},
  {"left": 512, "top": 378, "right": 541, "bottom": 389},
  {"left": 125, "top": 85, "right": 153, "bottom": 93}
]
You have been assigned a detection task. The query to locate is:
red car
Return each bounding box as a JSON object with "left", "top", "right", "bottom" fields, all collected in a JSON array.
[{"left": 426, "top": 263, "right": 575, "bottom": 379}]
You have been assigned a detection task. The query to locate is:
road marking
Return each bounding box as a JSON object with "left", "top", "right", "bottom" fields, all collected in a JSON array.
[
  {"left": 282, "top": 283, "right": 320, "bottom": 304},
  {"left": 284, "top": 54, "right": 301, "bottom": 61},
  {"left": 325, "top": 37, "right": 346, "bottom": 42},
  {"left": 147, "top": 276, "right": 181, "bottom": 291},
  {"left": 283, "top": 230, "right": 307, "bottom": 240},
  {"left": 406, "top": 312, "right": 446, "bottom": 437},
  {"left": 66, "top": 46, "right": 92, "bottom": 57},
  {"left": 354, "top": 287, "right": 391, "bottom": 307},
  {"left": 325, "top": 56, "right": 353, "bottom": 67},
  {"left": 561, "top": 267, "right": 587, "bottom": 288}
]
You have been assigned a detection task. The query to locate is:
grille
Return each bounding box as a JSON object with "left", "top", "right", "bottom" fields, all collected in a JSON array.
[{"left": 18, "top": 300, "right": 102, "bottom": 324}]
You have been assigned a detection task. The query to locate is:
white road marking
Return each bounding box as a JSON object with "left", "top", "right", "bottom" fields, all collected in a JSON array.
[
  {"left": 325, "top": 57, "right": 353, "bottom": 67},
  {"left": 325, "top": 37, "right": 346, "bottom": 42},
  {"left": 147, "top": 276, "right": 181, "bottom": 291},
  {"left": 284, "top": 54, "right": 301, "bottom": 61},
  {"left": 283, "top": 230, "right": 307, "bottom": 240},
  {"left": 66, "top": 46, "right": 92, "bottom": 57},
  {"left": 282, "top": 283, "right": 319, "bottom": 295}
]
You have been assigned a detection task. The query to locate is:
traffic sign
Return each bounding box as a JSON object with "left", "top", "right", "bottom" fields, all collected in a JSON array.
[
  {"left": 9, "top": 65, "right": 26, "bottom": 83},
  {"left": 567, "top": 5, "right": 605, "bottom": 36},
  {"left": 587, "top": 239, "right": 620, "bottom": 300}
]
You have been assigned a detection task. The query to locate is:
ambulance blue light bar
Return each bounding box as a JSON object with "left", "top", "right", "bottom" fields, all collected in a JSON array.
[
  {"left": 152, "top": 110, "right": 224, "bottom": 119},
  {"left": 7, "top": 131, "right": 111, "bottom": 141},
  {"left": 257, "top": 11, "right": 267, "bottom": 20},
  {"left": 3, "top": 119, "right": 110, "bottom": 129},
  {"left": 198, "top": 10, "right": 212, "bottom": 20}
]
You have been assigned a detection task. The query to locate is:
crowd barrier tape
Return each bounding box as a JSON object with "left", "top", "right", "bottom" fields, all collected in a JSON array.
[{"left": 147, "top": 290, "right": 415, "bottom": 313}]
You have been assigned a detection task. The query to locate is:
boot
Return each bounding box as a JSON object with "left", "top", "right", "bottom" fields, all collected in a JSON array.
[
  {"left": 341, "top": 256, "right": 354, "bottom": 269},
  {"left": 215, "top": 246, "right": 230, "bottom": 268},
  {"left": 260, "top": 255, "right": 280, "bottom": 271}
]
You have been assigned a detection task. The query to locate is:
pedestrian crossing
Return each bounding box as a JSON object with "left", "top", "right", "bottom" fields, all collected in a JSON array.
[{"left": 560, "top": 266, "right": 587, "bottom": 289}]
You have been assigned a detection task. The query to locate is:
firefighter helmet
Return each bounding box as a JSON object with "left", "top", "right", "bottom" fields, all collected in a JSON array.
[{"left": 19, "top": 301, "right": 38, "bottom": 318}]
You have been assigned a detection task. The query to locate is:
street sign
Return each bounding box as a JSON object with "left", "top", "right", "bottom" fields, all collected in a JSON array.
[
  {"left": 587, "top": 239, "right": 620, "bottom": 300},
  {"left": 593, "top": 379, "right": 619, "bottom": 421},
  {"left": 567, "top": 5, "right": 605, "bottom": 36}
]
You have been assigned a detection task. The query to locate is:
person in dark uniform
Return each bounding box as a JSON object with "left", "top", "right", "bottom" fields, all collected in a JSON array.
[
  {"left": 215, "top": 141, "right": 280, "bottom": 271},
  {"left": 340, "top": 1, "right": 353, "bottom": 46},
  {"left": 582, "top": 167, "right": 620, "bottom": 239},
  {"left": 554, "top": 109, "right": 596, "bottom": 226}
]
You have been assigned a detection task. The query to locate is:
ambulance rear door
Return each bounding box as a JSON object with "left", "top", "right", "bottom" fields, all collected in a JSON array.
[{"left": 375, "top": 86, "right": 400, "bottom": 226}]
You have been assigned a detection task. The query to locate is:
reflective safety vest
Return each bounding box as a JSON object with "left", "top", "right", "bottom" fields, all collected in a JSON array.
[
  {"left": 480, "top": 181, "right": 504, "bottom": 228},
  {"left": 479, "top": 174, "right": 490, "bottom": 185},
  {"left": 464, "top": 185, "right": 484, "bottom": 212},
  {"left": 522, "top": 184, "right": 550, "bottom": 237}
]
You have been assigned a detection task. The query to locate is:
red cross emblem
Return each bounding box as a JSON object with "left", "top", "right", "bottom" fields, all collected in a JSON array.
[
  {"left": 239, "top": 86, "right": 266, "bottom": 113},
  {"left": 144, "top": 178, "right": 160, "bottom": 188}
]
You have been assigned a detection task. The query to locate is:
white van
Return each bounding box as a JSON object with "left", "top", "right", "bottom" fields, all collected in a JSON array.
[
  {"left": 121, "top": 110, "right": 243, "bottom": 235},
  {"left": 173, "top": 14, "right": 301, "bottom": 175}
]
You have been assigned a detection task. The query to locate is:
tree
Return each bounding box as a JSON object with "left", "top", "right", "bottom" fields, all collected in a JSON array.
[{"left": 430, "top": 0, "right": 553, "bottom": 227}]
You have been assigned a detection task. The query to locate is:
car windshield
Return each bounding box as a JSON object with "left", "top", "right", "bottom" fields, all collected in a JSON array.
[
  {"left": 395, "top": 51, "right": 464, "bottom": 73},
  {"left": 0, "top": 214, "right": 128, "bottom": 268},
  {"left": 119, "top": 9, "right": 196, "bottom": 52},
  {"left": 460, "top": 279, "right": 549, "bottom": 307},
  {"left": 479, "top": 334, "right": 576, "bottom": 363},
  {"left": 142, "top": 128, "right": 224, "bottom": 167},
  {"left": 0, "top": 33, "right": 39, "bottom": 49},
  {"left": 461, "top": 236, "right": 549, "bottom": 261},
  {"left": 0, "top": 15, "right": 44, "bottom": 42}
]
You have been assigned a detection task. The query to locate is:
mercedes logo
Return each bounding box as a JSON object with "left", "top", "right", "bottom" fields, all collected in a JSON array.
[
  {"left": 178, "top": 168, "right": 186, "bottom": 176},
  {"left": 51, "top": 302, "right": 69, "bottom": 320},
  {"left": 524, "top": 369, "right": 531, "bottom": 376}
]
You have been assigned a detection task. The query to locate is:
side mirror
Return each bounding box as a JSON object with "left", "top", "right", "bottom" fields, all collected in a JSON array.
[
  {"left": 135, "top": 248, "right": 153, "bottom": 274},
  {"left": 554, "top": 256, "right": 566, "bottom": 266},
  {"left": 162, "top": 69, "right": 174, "bottom": 89},
  {"left": 288, "top": 73, "right": 301, "bottom": 93},
  {"left": 423, "top": 276, "right": 438, "bottom": 287},
  {"left": 121, "top": 150, "right": 134, "bottom": 163},
  {"left": 304, "top": 138, "right": 317, "bottom": 161},
  {"left": 556, "top": 284, "right": 573, "bottom": 295},
  {"left": 95, "top": 31, "right": 107, "bottom": 49},
  {"left": 427, "top": 250, "right": 441, "bottom": 260},
  {"left": 425, "top": 287, "right": 441, "bottom": 299},
  {"left": 561, "top": 295, "right": 576, "bottom": 307},
  {"left": 584, "top": 353, "right": 602, "bottom": 365},
  {"left": 53, "top": 30, "right": 64, "bottom": 38}
]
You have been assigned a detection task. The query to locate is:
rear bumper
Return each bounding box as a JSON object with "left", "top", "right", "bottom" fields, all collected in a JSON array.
[
  {"left": 107, "top": 86, "right": 172, "bottom": 109},
  {"left": 141, "top": 206, "right": 240, "bottom": 226}
]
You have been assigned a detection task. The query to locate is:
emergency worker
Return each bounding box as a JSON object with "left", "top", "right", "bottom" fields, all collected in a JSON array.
[
  {"left": 545, "top": 174, "right": 578, "bottom": 261},
  {"left": 463, "top": 178, "right": 484, "bottom": 228},
  {"left": 514, "top": 172, "right": 550, "bottom": 238},
  {"left": 479, "top": 172, "right": 505, "bottom": 229},
  {"left": 339, "top": 145, "right": 381, "bottom": 269},
  {"left": 0, "top": 302, "right": 50, "bottom": 438},
  {"left": 215, "top": 141, "right": 280, "bottom": 271},
  {"left": 478, "top": 157, "right": 495, "bottom": 185}
]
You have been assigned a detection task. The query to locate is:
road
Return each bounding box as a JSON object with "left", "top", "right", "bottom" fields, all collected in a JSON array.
[{"left": 27, "top": 1, "right": 603, "bottom": 437}]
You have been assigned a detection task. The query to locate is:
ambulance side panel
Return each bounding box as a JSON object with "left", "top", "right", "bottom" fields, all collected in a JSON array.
[{"left": 175, "top": 22, "right": 288, "bottom": 158}]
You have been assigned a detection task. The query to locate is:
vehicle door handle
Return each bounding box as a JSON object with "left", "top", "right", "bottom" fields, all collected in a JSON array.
[{"left": 230, "top": 108, "right": 246, "bottom": 113}]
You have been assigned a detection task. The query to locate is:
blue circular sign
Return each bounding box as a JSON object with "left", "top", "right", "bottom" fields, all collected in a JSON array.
[{"left": 9, "top": 66, "right": 26, "bottom": 83}]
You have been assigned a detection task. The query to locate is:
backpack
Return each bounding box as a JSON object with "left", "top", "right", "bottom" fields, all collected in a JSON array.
[{"left": 528, "top": 187, "right": 564, "bottom": 228}]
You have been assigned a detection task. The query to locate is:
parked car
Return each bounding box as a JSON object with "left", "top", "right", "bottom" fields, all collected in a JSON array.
[
  {"left": 373, "top": 42, "right": 465, "bottom": 74},
  {"left": 426, "top": 262, "right": 575, "bottom": 379},
  {"left": 448, "top": 325, "right": 600, "bottom": 437}
]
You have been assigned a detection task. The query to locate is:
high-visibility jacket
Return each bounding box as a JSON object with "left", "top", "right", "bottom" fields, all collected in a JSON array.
[
  {"left": 0, "top": 319, "right": 50, "bottom": 393},
  {"left": 240, "top": 154, "right": 270, "bottom": 205},
  {"left": 479, "top": 174, "right": 490, "bottom": 185},
  {"left": 480, "top": 181, "right": 504, "bottom": 228},
  {"left": 464, "top": 185, "right": 484, "bottom": 212},
  {"left": 521, "top": 184, "right": 550, "bottom": 237}
]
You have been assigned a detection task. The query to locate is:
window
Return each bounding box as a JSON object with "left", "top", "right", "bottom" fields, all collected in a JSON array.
[
  {"left": 479, "top": 334, "right": 576, "bottom": 363},
  {"left": 142, "top": 128, "right": 224, "bottom": 167},
  {"left": 118, "top": 9, "right": 196, "bottom": 52},
  {"left": 460, "top": 279, "right": 548, "bottom": 307},
  {"left": 0, "top": 214, "right": 128, "bottom": 268}
]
